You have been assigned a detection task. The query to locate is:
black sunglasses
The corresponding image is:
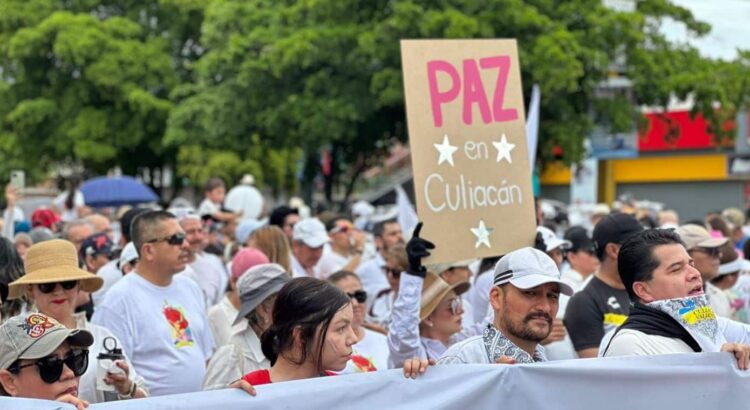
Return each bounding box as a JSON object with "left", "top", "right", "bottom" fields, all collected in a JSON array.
[
  {"left": 696, "top": 247, "right": 721, "bottom": 258},
  {"left": 347, "top": 290, "right": 367, "bottom": 304},
  {"left": 146, "top": 232, "right": 186, "bottom": 246},
  {"left": 8, "top": 349, "right": 88, "bottom": 384},
  {"left": 37, "top": 281, "right": 78, "bottom": 294}
]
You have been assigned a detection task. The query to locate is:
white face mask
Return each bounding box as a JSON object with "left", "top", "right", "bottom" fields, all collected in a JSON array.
[{"left": 647, "top": 294, "right": 720, "bottom": 349}]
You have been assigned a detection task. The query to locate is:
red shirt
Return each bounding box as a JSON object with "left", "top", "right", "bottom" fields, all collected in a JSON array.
[{"left": 241, "top": 369, "right": 337, "bottom": 386}]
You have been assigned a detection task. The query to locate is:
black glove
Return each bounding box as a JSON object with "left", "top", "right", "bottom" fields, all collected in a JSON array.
[{"left": 405, "top": 222, "right": 435, "bottom": 278}]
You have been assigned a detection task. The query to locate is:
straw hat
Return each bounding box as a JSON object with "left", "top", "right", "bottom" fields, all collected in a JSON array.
[
  {"left": 8, "top": 239, "right": 103, "bottom": 300},
  {"left": 420, "top": 271, "right": 470, "bottom": 321}
]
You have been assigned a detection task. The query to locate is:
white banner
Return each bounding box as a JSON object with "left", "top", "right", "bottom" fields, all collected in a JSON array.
[{"left": 3, "top": 353, "right": 748, "bottom": 409}]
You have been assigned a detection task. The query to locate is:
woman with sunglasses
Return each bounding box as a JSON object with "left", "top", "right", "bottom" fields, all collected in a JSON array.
[
  {"left": 7, "top": 239, "right": 148, "bottom": 403},
  {"left": 388, "top": 223, "right": 470, "bottom": 368},
  {"left": 0, "top": 312, "right": 93, "bottom": 409},
  {"left": 329, "top": 271, "right": 389, "bottom": 373}
]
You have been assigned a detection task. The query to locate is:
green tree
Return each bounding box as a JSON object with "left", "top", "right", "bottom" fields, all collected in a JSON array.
[{"left": 165, "top": 0, "right": 750, "bottom": 207}]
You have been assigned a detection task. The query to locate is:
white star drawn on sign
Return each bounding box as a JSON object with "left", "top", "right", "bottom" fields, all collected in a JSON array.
[
  {"left": 433, "top": 134, "right": 459, "bottom": 167},
  {"left": 492, "top": 134, "right": 516, "bottom": 163},
  {"left": 470, "top": 219, "right": 493, "bottom": 249}
]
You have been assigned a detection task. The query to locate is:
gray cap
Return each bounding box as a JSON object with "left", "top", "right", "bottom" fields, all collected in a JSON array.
[
  {"left": 493, "top": 247, "right": 574, "bottom": 296},
  {"left": 0, "top": 313, "right": 94, "bottom": 370},
  {"left": 234, "top": 263, "right": 290, "bottom": 325}
]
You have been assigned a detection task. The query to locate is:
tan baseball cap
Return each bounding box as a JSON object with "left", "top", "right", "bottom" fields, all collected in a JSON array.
[
  {"left": 0, "top": 312, "right": 93, "bottom": 370},
  {"left": 676, "top": 224, "right": 728, "bottom": 250},
  {"left": 426, "top": 259, "right": 476, "bottom": 276}
]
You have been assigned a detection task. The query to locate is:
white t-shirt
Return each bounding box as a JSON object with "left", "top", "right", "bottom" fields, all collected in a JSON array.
[
  {"left": 355, "top": 254, "right": 390, "bottom": 306},
  {"left": 53, "top": 191, "right": 85, "bottom": 222},
  {"left": 207, "top": 295, "right": 247, "bottom": 348},
  {"left": 706, "top": 282, "right": 732, "bottom": 318},
  {"left": 316, "top": 247, "right": 351, "bottom": 279},
  {"left": 91, "top": 272, "right": 214, "bottom": 396},
  {"left": 603, "top": 316, "right": 750, "bottom": 356},
  {"left": 185, "top": 253, "right": 229, "bottom": 307},
  {"left": 339, "top": 329, "right": 389, "bottom": 374},
  {"left": 92, "top": 260, "right": 123, "bottom": 308},
  {"left": 603, "top": 329, "right": 694, "bottom": 357},
  {"left": 465, "top": 270, "right": 493, "bottom": 325},
  {"left": 198, "top": 198, "right": 220, "bottom": 218}
]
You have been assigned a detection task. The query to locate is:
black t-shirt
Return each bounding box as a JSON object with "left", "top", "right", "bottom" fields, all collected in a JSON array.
[{"left": 564, "top": 275, "right": 631, "bottom": 351}]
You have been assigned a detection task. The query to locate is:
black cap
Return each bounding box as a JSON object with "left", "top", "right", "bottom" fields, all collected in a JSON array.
[
  {"left": 269, "top": 206, "right": 298, "bottom": 227},
  {"left": 593, "top": 213, "right": 644, "bottom": 256},
  {"left": 564, "top": 226, "right": 594, "bottom": 253}
]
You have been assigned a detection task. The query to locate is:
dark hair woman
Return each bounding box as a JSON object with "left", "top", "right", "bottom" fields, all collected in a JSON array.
[
  {"left": 0, "top": 237, "right": 26, "bottom": 321},
  {"left": 238, "top": 277, "right": 356, "bottom": 386}
]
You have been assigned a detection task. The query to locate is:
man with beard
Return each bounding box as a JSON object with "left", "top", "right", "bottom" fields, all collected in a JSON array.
[
  {"left": 356, "top": 219, "right": 404, "bottom": 302},
  {"left": 438, "top": 247, "right": 574, "bottom": 364},
  {"left": 602, "top": 229, "right": 750, "bottom": 369},
  {"left": 92, "top": 211, "right": 214, "bottom": 395}
]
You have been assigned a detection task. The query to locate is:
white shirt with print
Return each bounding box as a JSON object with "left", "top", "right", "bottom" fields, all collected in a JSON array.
[{"left": 92, "top": 272, "right": 214, "bottom": 396}]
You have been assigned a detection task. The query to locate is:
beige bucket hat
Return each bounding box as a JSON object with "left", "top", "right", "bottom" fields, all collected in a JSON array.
[
  {"left": 420, "top": 271, "right": 470, "bottom": 321},
  {"left": 8, "top": 239, "right": 103, "bottom": 300}
]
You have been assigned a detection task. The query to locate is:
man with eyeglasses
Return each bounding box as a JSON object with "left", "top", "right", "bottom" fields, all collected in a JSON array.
[
  {"left": 92, "top": 211, "right": 214, "bottom": 396},
  {"left": 317, "top": 216, "right": 366, "bottom": 279},
  {"left": 438, "top": 247, "right": 574, "bottom": 365},
  {"left": 0, "top": 312, "right": 93, "bottom": 409},
  {"left": 676, "top": 224, "right": 732, "bottom": 318}
]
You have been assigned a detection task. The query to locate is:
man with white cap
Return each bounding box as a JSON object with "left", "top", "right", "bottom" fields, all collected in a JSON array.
[
  {"left": 0, "top": 312, "right": 94, "bottom": 409},
  {"left": 676, "top": 224, "right": 731, "bottom": 317},
  {"left": 438, "top": 247, "right": 574, "bottom": 364},
  {"left": 290, "top": 218, "right": 329, "bottom": 278}
]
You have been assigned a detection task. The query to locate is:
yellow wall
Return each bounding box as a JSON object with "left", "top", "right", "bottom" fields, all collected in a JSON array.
[
  {"left": 540, "top": 154, "right": 727, "bottom": 185},
  {"left": 611, "top": 154, "right": 726, "bottom": 183},
  {"left": 540, "top": 154, "right": 728, "bottom": 204}
]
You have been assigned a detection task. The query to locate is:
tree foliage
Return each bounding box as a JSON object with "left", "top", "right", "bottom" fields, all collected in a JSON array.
[{"left": 1, "top": 0, "right": 748, "bottom": 199}]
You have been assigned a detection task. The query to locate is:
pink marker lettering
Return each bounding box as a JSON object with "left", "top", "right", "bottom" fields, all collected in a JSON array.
[
  {"left": 480, "top": 56, "right": 518, "bottom": 122},
  {"left": 427, "top": 60, "right": 460, "bottom": 128},
  {"left": 462, "top": 59, "right": 493, "bottom": 125}
]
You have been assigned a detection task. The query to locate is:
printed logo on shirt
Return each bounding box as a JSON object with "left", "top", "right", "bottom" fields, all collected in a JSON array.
[
  {"left": 603, "top": 313, "right": 627, "bottom": 327},
  {"left": 163, "top": 302, "right": 194, "bottom": 348},
  {"left": 350, "top": 355, "right": 377, "bottom": 372},
  {"left": 606, "top": 296, "right": 621, "bottom": 310}
]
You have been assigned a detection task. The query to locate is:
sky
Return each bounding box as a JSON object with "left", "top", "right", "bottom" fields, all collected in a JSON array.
[{"left": 660, "top": 0, "right": 750, "bottom": 60}]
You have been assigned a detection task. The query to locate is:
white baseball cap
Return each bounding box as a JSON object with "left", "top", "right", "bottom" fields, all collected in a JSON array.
[
  {"left": 118, "top": 242, "right": 139, "bottom": 269},
  {"left": 536, "top": 226, "right": 572, "bottom": 252},
  {"left": 292, "top": 218, "right": 330, "bottom": 248},
  {"left": 493, "top": 247, "right": 574, "bottom": 296}
]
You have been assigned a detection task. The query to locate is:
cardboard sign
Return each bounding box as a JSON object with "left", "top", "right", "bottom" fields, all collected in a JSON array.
[{"left": 401, "top": 39, "right": 536, "bottom": 264}]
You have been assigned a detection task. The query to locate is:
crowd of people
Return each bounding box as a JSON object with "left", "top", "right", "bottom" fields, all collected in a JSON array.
[{"left": 3, "top": 175, "right": 750, "bottom": 407}]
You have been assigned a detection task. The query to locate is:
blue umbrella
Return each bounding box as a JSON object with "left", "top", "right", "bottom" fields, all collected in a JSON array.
[{"left": 81, "top": 176, "right": 159, "bottom": 207}]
